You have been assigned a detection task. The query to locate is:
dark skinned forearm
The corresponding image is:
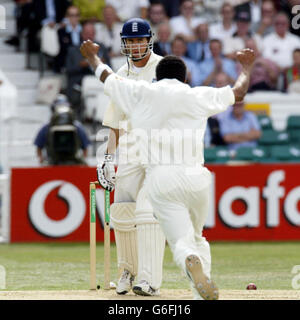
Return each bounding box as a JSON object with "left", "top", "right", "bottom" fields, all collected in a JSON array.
[
  {"left": 84, "top": 54, "right": 111, "bottom": 83},
  {"left": 232, "top": 68, "right": 252, "bottom": 102}
]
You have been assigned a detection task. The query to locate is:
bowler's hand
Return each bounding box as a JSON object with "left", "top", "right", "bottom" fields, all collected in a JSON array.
[
  {"left": 236, "top": 48, "right": 255, "bottom": 70},
  {"left": 80, "top": 40, "right": 100, "bottom": 60}
]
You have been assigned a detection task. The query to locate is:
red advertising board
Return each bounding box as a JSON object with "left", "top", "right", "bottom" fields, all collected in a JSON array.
[{"left": 10, "top": 164, "right": 300, "bottom": 242}]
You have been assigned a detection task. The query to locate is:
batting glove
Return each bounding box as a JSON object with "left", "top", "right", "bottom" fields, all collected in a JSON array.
[{"left": 97, "top": 154, "right": 116, "bottom": 192}]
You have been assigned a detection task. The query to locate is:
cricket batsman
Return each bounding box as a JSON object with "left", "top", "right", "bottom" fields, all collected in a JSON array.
[
  {"left": 81, "top": 38, "right": 255, "bottom": 299},
  {"left": 96, "top": 18, "right": 165, "bottom": 296}
]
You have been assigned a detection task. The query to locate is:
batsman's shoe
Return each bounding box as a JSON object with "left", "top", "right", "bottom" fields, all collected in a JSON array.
[
  {"left": 116, "top": 269, "right": 135, "bottom": 295},
  {"left": 132, "top": 280, "right": 160, "bottom": 296},
  {"left": 185, "top": 255, "right": 219, "bottom": 300}
]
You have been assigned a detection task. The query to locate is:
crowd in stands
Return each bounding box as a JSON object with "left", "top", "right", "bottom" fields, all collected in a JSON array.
[{"left": 3, "top": 0, "right": 300, "bottom": 164}]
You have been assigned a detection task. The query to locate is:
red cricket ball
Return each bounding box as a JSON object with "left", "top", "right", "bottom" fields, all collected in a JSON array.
[{"left": 246, "top": 283, "right": 257, "bottom": 290}]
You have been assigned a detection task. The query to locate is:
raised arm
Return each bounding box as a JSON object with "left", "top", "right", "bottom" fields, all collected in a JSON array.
[
  {"left": 80, "top": 40, "right": 113, "bottom": 82},
  {"left": 232, "top": 48, "right": 256, "bottom": 102}
]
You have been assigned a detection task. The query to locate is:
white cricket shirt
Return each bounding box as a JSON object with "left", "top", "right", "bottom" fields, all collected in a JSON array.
[
  {"left": 102, "top": 52, "right": 162, "bottom": 129},
  {"left": 104, "top": 75, "right": 235, "bottom": 168}
]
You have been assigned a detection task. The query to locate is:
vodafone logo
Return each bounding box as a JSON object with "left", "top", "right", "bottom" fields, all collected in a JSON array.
[{"left": 29, "top": 180, "right": 86, "bottom": 238}]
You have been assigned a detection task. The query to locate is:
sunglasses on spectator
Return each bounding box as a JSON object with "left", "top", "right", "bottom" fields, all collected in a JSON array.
[{"left": 68, "top": 13, "right": 80, "bottom": 17}]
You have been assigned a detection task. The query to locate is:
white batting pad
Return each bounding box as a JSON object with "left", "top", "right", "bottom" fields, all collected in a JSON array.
[
  {"left": 110, "top": 202, "right": 138, "bottom": 276},
  {"left": 136, "top": 223, "right": 166, "bottom": 290},
  {"left": 135, "top": 187, "right": 166, "bottom": 290}
]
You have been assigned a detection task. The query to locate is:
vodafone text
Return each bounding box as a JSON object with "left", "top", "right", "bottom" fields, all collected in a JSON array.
[{"left": 206, "top": 170, "right": 300, "bottom": 228}]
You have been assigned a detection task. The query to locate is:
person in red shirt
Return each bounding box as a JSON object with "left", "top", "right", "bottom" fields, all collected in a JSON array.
[{"left": 284, "top": 48, "right": 300, "bottom": 92}]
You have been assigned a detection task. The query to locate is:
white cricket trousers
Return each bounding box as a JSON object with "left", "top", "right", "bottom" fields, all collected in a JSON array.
[
  {"left": 146, "top": 165, "right": 212, "bottom": 278},
  {"left": 114, "top": 163, "right": 145, "bottom": 202}
]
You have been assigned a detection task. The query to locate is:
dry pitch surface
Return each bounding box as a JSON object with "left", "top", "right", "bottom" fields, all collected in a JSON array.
[{"left": 0, "top": 289, "right": 299, "bottom": 300}]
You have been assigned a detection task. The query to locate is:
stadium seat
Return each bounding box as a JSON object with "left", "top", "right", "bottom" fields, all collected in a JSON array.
[
  {"left": 234, "top": 146, "right": 270, "bottom": 162},
  {"left": 287, "top": 115, "right": 300, "bottom": 130},
  {"left": 258, "top": 130, "right": 290, "bottom": 146},
  {"left": 288, "top": 129, "right": 300, "bottom": 144},
  {"left": 257, "top": 115, "right": 273, "bottom": 130},
  {"left": 270, "top": 145, "right": 300, "bottom": 162},
  {"left": 204, "top": 147, "right": 230, "bottom": 163},
  {"left": 286, "top": 116, "right": 300, "bottom": 144}
]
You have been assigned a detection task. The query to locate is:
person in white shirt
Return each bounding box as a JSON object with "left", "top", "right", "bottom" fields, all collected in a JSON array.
[
  {"left": 97, "top": 18, "right": 165, "bottom": 297},
  {"left": 263, "top": 12, "right": 300, "bottom": 70},
  {"left": 169, "top": 0, "right": 205, "bottom": 43},
  {"left": 148, "top": 2, "right": 169, "bottom": 42},
  {"left": 209, "top": 2, "right": 237, "bottom": 41},
  {"left": 94, "top": 5, "right": 123, "bottom": 58},
  {"left": 106, "top": 0, "right": 150, "bottom": 22},
  {"left": 223, "top": 10, "right": 263, "bottom": 60},
  {"left": 81, "top": 38, "right": 255, "bottom": 300},
  {"left": 251, "top": 0, "right": 276, "bottom": 37},
  {"left": 170, "top": 36, "right": 200, "bottom": 87}
]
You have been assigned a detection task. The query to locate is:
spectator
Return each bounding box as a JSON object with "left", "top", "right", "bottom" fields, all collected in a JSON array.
[
  {"left": 206, "top": 117, "right": 227, "bottom": 147},
  {"left": 223, "top": 10, "right": 263, "bottom": 60},
  {"left": 215, "top": 71, "right": 230, "bottom": 88},
  {"left": 33, "top": 0, "right": 71, "bottom": 27},
  {"left": 106, "top": 0, "right": 150, "bottom": 22},
  {"left": 263, "top": 12, "right": 300, "bottom": 70},
  {"left": 170, "top": 36, "right": 200, "bottom": 87},
  {"left": 243, "top": 38, "right": 280, "bottom": 92},
  {"left": 214, "top": 71, "right": 233, "bottom": 120},
  {"left": 252, "top": 0, "right": 276, "bottom": 37},
  {"left": 284, "top": 48, "right": 300, "bottom": 93},
  {"left": 196, "top": 0, "right": 225, "bottom": 23},
  {"left": 153, "top": 22, "right": 172, "bottom": 56},
  {"left": 94, "top": 5, "right": 123, "bottom": 58},
  {"left": 54, "top": 5, "right": 82, "bottom": 73},
  {"left": 197, "top": 39, "right": 237, "bottom": 86},
  {"left": 187, "top": 22, "right": 211, "bottom": 62},
  {"left": 34, "top": 95, "right": 91, "bottom": 165},
  {"left": 65, "top": 22, "right": 110, "bottom": 112},
  {"left": 153, "top": 0, "right": 181, "bottom": 18},
  {"left": 204, "top": 71, "right": 230, "bottom": 147},
  {"left": 273, "top": 0, "right": 300, "bottom": 38},
  {"left": 148, "top": 2, "right": 169, "bottom": 41},
  {"left": 28, "top": 0, "right": 71, "bottom": 52},
  {"left": 209, "top": 2, "right": 237, "bottom": 42},
  {"left": 205, "top": 116, "right": 227, "bottom": 148},
  {"left": 169, "top": 0, "right": 204, "bottom": 43},
  {"left": 72, "top": 0, "right": 106, "bottom": 22},
  {"left": 231, "top": 1, "right": 262, "bottom": 27},
  {"left": 5, "top": 0, "right": 34, "bottom": 49},
  {"left": 219, "top": 101, "right": 261, "bottom": 151}
]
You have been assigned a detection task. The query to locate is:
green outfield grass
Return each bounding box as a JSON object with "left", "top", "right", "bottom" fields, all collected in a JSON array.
[{"left": 0, "top": 242, "right": 299, "bottom": 291}]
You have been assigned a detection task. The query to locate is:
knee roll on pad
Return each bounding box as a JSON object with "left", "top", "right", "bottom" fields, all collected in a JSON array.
[
  {"left": 110, "top": 202, "right": 138, "bottom": 276},
  {"left": 135, "top": 186, "right": 159, "bottom": 225}
]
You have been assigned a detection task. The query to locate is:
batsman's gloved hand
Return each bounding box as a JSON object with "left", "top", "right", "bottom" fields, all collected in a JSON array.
[{"left": 97, "top": 154, "right": 116, "bottom": 192}]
